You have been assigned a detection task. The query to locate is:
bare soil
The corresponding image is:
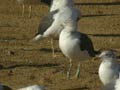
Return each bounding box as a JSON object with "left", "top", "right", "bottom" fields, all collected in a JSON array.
[{"left": 0, "top": 0, "right": 120, "bottom": 90}]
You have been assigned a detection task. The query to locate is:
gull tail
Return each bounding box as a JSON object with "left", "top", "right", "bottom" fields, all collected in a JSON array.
[{"left": 30, "top": 34, "right": 43, "bottom": 43}]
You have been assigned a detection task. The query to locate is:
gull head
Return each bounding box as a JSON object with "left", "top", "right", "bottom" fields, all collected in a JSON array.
[{"left": 98, "top": 50, "right": 117, "bottom": 60}]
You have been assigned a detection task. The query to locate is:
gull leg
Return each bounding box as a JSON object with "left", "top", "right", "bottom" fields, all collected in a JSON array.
[
  {"left": 28, "top": 5, "right": 32, "bottom": 18},
  {"left": 22, "top": 4, "right": 25, "bottom": 17},
  {"left": 75, "top": 62, "right": 80, "bottom": 78},
  {"left": 51, "top": 38, "right": 55, "bottom": 58},
  {"left": 67, "top": 59, "right": 72, "bottom": 79},
  {"left": 51, "top": 39, "right": 55, "bottom": 57},
  {"left": 51, "top": 39, "right": 60, "bottom": 58}
]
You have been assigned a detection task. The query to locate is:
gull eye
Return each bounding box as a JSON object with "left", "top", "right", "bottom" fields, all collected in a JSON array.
[{"left": 105, "top": 52, "right": 115, "bottom": 58}]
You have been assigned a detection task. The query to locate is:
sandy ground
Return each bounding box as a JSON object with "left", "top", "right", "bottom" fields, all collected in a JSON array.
[{"left": 0, "top": 0, "right": 120, "bottom": 90}]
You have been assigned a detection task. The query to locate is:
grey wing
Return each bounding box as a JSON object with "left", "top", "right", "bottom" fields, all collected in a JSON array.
[
  {"left": 117, "top": 64, "right": 120, "bottom": 76},
  {"left": 113, "top": 64, "right": 120, "bottom": 79},
  {"left": 36, "top": 10, "right": 59, "bottom": 35},
  {"left": 117, "top": 65, "right": 120, "bottom": 78}
]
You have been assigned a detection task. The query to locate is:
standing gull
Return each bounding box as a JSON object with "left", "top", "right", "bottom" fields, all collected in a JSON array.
[
  {"left": 32, "top": 0, "right": 80, "bottom": 57},
  {"left": 18, "top": 85, "right": 47, "bottom": 90},
  {"left": 59, "top": 20, "right": 96, "bottom": 79},
  {"left": 98, "top": 50, "right": 120, "bottom": 86}
]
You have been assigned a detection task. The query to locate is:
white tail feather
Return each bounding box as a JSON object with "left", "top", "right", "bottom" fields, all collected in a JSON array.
[{"left": 30, "top": 34, "right": 43, "bottom": 43}]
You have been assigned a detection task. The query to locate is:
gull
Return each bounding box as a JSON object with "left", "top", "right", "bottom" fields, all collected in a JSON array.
[
  {"left": 32, "top": 0, "right": 80, "bottom": 57},
  {"left": 0, "top": 84, "right": 12, "bottom": 90},
  {"left": 59, "top": 20, "right": 96, "bottom": 79},
  {"left": 18, "top": 85, "right": 47, "bottom": 90},
  {"left": 98, "top": 50, "right": 120, "bottom": 86}
]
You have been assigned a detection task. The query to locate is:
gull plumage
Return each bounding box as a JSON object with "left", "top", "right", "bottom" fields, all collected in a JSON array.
[
  {"left": 115, "top": 74, "right": 120, "bottom": 90},
  {"left": 32, "top": 0, "right": 80, "bottom": 57},
  {"left": 50, "top": 0, "right": 74, "bottom": 11},
  {"left": 103, "top": 73, "right": 120, "bottom": 90},
  {"left": 18, "top": 85, "right": 46, "bottom": 90},
  {"left": 59, "top": 20, "right": 96, "bottom": 79}
]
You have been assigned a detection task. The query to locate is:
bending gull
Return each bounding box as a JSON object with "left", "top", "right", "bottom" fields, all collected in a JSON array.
[{"left": 32, "top": 0, "right": 80, "bottom": 57}]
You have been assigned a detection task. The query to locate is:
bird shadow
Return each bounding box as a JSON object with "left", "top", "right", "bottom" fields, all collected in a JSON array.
[
  {"left": 0, "top": 38, "right": 27, "bottom": 42},
  {"left": 0, "top": 23, "right": 18, "bottom": 27},
  {"left": 88, "top": 34, "right": 120, "bottom": 37},
  {"left": 75, "top": 2, "right": 120, "bottom": 6},
  {"left": 64, "top": 86, "right": 89, "bottom": 90},
  {"left": 39, "top": 48, "right": 61, "bottom": 53},
  {"left": 82, "top": 14, "right": 119, "bottom": 18},
  {"left": 21, "top": 48, "right": 61, "bottom": 53},
  {"left": 0, "top": 63, "right": 59, "bottom": 70}
]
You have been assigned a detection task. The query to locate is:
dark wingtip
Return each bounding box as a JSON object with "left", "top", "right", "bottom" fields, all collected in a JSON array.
[{"left": 40, "top": 0, "right": 52, "bottom": 6}]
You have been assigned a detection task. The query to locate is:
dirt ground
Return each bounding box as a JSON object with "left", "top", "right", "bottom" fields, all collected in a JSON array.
[{"left": 0, "top": 0, "right": 120, "bottom": 90}]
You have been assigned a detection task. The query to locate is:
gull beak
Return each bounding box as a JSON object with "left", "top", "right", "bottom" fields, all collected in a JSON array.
[{"left": 97, "top": 54, "right": 103, "bottom": 58}]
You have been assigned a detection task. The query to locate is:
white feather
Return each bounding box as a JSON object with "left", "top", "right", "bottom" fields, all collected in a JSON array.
[{"left": 98, "top": 50, "right": 120, "bottom": 85}]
